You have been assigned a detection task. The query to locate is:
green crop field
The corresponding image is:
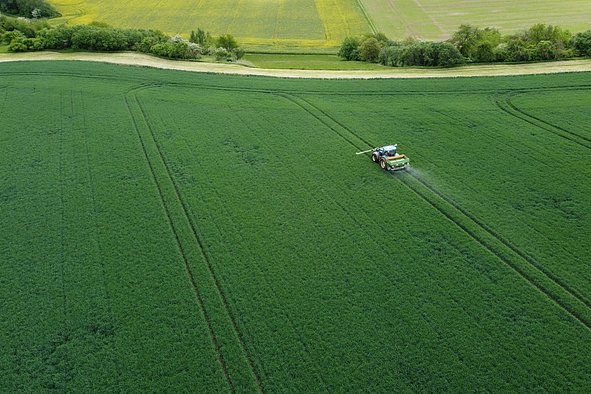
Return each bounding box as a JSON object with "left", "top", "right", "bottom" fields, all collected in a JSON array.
[
  {"left": 49, "top": 0, "right": 370, "bottom": 50},
  {"left": 359, "top": 0, "right": 591, "bottom": 40},
  {"left": 1, "top": 61, "right": 590, "bottom": 391},
  {"left": 244, "top": 54, "right": 388, "bottom": 70}
]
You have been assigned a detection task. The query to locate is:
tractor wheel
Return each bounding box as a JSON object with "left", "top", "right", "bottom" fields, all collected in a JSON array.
[
  {"left": 371, "top": 153, "right": 379, "bottom": 163},
  {"left": 380, "top": 160, "right": 387, "bottom": 170}
]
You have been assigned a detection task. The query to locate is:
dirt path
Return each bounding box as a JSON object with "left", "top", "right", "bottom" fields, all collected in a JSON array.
[{"left": 2, "top": 51, "right": 591, "bottom": 79}]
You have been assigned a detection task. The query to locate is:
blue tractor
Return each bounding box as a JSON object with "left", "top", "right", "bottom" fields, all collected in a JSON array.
[{"left": 357, "top": 144, "right": 410, "bottom": 171}]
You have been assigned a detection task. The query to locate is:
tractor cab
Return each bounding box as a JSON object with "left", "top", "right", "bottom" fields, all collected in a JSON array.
[{"left": 379, "top": 145, "right": 398, "bottom": 157}]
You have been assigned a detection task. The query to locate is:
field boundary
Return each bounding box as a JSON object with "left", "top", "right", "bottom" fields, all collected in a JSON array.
[
  {"left": 280, "top": 92, "right": 591, "bottom": 331},
  {"left": 2, "top": 52, "right": 591, "bottom": 79}
]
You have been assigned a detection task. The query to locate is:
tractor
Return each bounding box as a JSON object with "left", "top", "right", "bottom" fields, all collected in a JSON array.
[{"left": 356, "top": 144, "right": 410, "bottom": 171}]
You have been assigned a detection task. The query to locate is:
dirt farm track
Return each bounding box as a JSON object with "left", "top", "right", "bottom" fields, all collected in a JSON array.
[{"left": 2, "top": 52, "right": 591, "bottom": 79}]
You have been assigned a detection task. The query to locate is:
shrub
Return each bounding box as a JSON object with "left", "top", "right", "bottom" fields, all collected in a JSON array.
[
  {"left": 534, "top": 40, "right": 559, "bottom": 60},
  {"left": 150, "top": 41, "right": 192, "bottom": 59},
  {"left": 187, "top": 42, "right": 202, "bottom": 58},
  {"left": 378, "top": 41, "right": 463, "bottom": 67},
  {"left": 0, "top": 0, "right": 60, "bottom": 18},
  {"left": 38, "top": 26, "right": 74, "bottom": 49},
  {"left": 7, "top": 36, "right": 28, "bottom": 51},
  {"left": 1, "top": 29, "right": 25, "bottom": 44},
  {"left": 136, "top": 36, "right": 160, "bottom": 53},
  {"left": 71, "top": 26, "right": 131, "bottom": 51},
  {"left": 473, "top": 41, "right": 495, "bottom": 63},
  {"left": 503, "top": 37, "right": 530, "bottom": 62},
  {"left": 7, "top": 35, "right": 44, "bottom": 51},
  {"left": 449, "top": 24, "right": 482, "bottom": 58},
  {"left": 190, "top": 28, "right": 212, "bottom": 46},
  {"left": 435, "top": 42, "right": 465, "bottom": 66},
  {"left": 570, "top": 30, "right": 591, "bottom": 56},
  {"left": 0, "top": 15, "right": 36, "bottom": 37},
  {"left": 359, "top": 37, "right": 381, "bottom": 62},
  {"left": 214, "top": 47, "right": 232, "bottom": 61},
  {"left": 448, "top": 25, "right": 502, "bottom": 61},
  {"left": 216, "top": 33, "right": 238, "bottom": 51},
  {"left": 233, "top": 47, "right": 245, "bottom": 60},
  {"left": 525, "top": 24, "right": 571, "bottom": 47},
  {"left": 338, "top": 36, "right": 361, "bottom": 61},
  {"left": 378, "top": 45, "right": 404, "bottom": 67}
]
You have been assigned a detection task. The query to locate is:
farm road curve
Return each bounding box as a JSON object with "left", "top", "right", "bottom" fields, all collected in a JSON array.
[{"left": 1, "top": 51, "right": 591, "bottom": 79}]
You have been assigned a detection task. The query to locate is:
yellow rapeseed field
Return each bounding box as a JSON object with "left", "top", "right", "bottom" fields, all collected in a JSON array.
[{"left": 50, "top": 0, "right": 371, "bottom": 50}]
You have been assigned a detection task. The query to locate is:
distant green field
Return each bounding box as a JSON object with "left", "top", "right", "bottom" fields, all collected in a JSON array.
[
  {"left": 1, "top": 61, "right": 591, "bottom": 391},
  {"left": 50, "top": 0, "right": 370, "bottom": 50},
  {"left": 360, "top": 0, "right": 591, "bottom": 40},
  {"left": 244, "top": 54, "right": 388, "bottom": 69}
]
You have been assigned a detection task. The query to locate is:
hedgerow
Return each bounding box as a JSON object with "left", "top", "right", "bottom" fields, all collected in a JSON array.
[
  {"left": 0, "top": 15, "right": 244, "bottom": 60},
  {"left": 0, "top": 0, "right": 59, "bottom": 18},
  {"left": 339, "top": 24, "right": 591, "bottom": 67}
]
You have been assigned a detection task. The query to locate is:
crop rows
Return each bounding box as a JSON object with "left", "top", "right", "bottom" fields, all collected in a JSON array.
[
  {"left": 1, "top": 61, "right": 590, "bottom": 391},
  {"left": 134, "top": 79, "right": 591, "bottom": 390},
  {"left": 358, "top": 0, "right": 591, "bottom": 40},
  {"left": 0, "top": 78, "right": 230, "bottom": 391},
  {"left": 301, "top": 89, "right": 591, "bottom": 300},
  {"left": 284, "top": 93, "right": 591, "bottom": 327}
]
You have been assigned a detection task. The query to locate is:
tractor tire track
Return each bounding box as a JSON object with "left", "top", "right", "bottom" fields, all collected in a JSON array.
[
  {"left": 302, "top": 91, "right": 591, "bottom": 314},
  {"left": 3, "top": 69, "right": 591, "bottom": 98},
  {"left": 123, "top": 90, "right": 236, "bottom": 394},
  {"left": 507, "top": 90, "right": 591, "bottom": 143},
  {"left": 394, "top": 173, "right": 591, "bottom": 330},
  {"left": 7, "top": 67, "right": 591, "bottom": 319},
  {"left": 494, "top": 91, "right": 591, "bottom": 150},
  {"left": 280, "top": 92, "right": 591, "bottom": 331},
  {"left": 133, "top": 93, "right": 265, "bottom": 393},
  {"left": 354, "top": 0, "right": 377, "bottom": 34}
]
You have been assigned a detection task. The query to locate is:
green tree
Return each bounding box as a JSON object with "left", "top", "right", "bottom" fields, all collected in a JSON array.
[
  {"left": 534, "top": 40, "right": 557, "bottom": 60},
  {"left": 337, "top": 36, "right": 361, "bottom": 61},
  {"left": 570, "top": 30, "right": 591, "bottom": 56},
  {"left": 372, "top": 32, "right": 390, "bottom": 45},
  {"left": 473, "top": 41, "right": 495, "bottom": 63},
  {"left": 216, "top": 33, "right": 238, "bottom": 50},
  {"left": 434, "top": 42, "right": 464, "bottom": 66},
  {"left": 359, "top": 37, "right": 381, "bottom": 62},
  {"left": 504, "top": 36, "right": 530, "bottom": 62},
  {"left": 526, "top": 24, "right": 571, "bottom": 46},
  {"left": 449, "top": 24, "right": 482, "bottom": 58},
  {"left": 190, "top": 28, "right": 212, "bottom": 46}
]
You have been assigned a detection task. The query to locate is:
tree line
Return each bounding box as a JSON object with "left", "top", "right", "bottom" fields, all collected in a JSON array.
[
  {"left": 339, "top": 24, "right": 591, "bottom": 67},
  {"left": 0, "top": 15, "right": 244, "bottom": 61},
  {"left": 0, "top": 0, "right": 59, "bottom": 18}
]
